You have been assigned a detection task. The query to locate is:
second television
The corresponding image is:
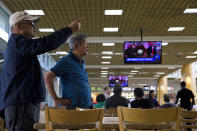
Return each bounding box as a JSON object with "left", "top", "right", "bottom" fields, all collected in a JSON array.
[
  {"left": 109, "top": 76, "right": 128, "bottom": 87},
  {"left": 124, "top": 41, "right": 162, "bottom": 64}
]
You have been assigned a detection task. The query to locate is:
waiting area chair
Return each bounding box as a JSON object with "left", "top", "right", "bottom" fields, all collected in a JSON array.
[
  {"left": 104, "top": 108, "right": 117, "bottom": 117},
  {"left": 45, "top": 107, "right": 104, "bottom": 131},
  {"left": 180, "top": 110, "right": 197, "bottom": 130},
  {"left": 117, "top": 106, "right": 181, "bottom": 131}
]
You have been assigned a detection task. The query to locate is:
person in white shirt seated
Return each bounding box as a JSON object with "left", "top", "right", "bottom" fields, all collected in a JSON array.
[{"left": 159, "top": 94, "right": 176, "bottom": 108}]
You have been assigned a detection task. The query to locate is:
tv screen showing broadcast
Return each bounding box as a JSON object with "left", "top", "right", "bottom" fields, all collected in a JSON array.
[
  {"left": 124, "top": 41, "right": 162, "bottom": 64},
  {"left": 109, "top": 76, "right": 128, "bottom": 87}
]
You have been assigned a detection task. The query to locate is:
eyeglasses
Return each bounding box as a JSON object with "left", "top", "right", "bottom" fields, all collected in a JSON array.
[{"left": 19, "top": 21, "right": 36, "bottom": 27}]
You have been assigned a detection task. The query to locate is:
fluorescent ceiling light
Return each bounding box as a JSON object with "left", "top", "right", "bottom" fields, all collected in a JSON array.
[
  {"left": 128, "top": 75, "right": 133, "bottom": 77},
  {"left": 102, "top": 43, "right": 115, "bottom": 46},
  {"left": 59, "top": 56, "right": 63, "bottom": 59},
  {"left": 105, "top": 10, "right": 123, "bottom": 15},
  {"left": 101, "top": 67, "right": 109, "bottom": 69},
  {"left": 0, "top": 28, "right": 8, "bottom": 42},
  {"left": 114, "top": 53, "right": 123, "bottom": 55},
  {"left": 101, "top": 72, "right": 108, "bottom": 75},
  {"left": 56, "top": 51, "right": 68, "bottom": 55},
  {"left": 24, "top": 10, "right": 45, "bottom": 15},
  {"left": 185, "top": 56, "right": 197, "bottom": 58},
  {"left": 129, "top": 73, "right": 136, "bottom": 75},
  {"left": 156, "top": 72, "right": 165, "bottom": 75},
  {"left": 39, "top": 28, "right": 54, "bottom": 32},
  {"left": 168, "top": 27, "right": 185, "bottom": 31},
  {"left": 193, "top": 51, "right": 197, "bottom": 54},
  {"left": 131, "top": 70, "right": 138, "bottom": 72},
  {"left": 101, "top": 76, "right": 107, "bottom": 78},
  {"left": 103, "top": 28, "right": 119, "bottom": 32},
  {"left": 162, "top": 42, "right": 168, "bottom": 46},
  {"left": 102, "top": 56, "right": 112, "bottom": 59},
  {"left": 184, "top": 8, "right": 197, "bottom": 14},
  {"left": 101, "top": 71, "right": 108, "bottom": 73},
  {"left": 101, "top": 62, "right": 110, "bottom": 64},
  {"left": 102, "top": 51, "right": 113, "bottom": 55}
]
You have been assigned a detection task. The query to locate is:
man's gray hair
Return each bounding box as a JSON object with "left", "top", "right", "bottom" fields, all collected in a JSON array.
[{"left": 69, "top": 33, "right": 88, "bottom": 50}]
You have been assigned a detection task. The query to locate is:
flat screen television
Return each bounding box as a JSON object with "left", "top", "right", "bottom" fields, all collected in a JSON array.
[
  {"left": 109, "top": 76, "right": 128, "bottom": 87},
  {"left": 124, "top": 41, "right": 162, "bottom": 64},
  {"left": 144, "top": 86, "right": 150, "bottom": 91}
]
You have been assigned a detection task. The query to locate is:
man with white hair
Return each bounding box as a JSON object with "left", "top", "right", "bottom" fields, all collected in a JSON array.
[
  {"left": 44, "top": 33, "right": 91, "bottom": 109},
  {"left": 0, "top": 11, "right": 82, "bottom": 131}
]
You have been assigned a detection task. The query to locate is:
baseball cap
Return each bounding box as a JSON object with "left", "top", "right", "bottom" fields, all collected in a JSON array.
[{"left": 9, "top": 11, "right": 40, "bottom": 27}]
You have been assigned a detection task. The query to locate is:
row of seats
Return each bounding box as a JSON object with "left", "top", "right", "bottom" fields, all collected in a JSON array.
[
  {"left": 44, "top": 106, "right": 197, "bottom": 131},
  {"left": 0, "top": 106, "right": 197, "bottom": 131}
]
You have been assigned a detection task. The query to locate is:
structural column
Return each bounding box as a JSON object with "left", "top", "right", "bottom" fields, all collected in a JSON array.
[
  {"left": 181, "top": 63, "right": 196, "bottom": 97},
  {"left": 157, "top": 76, "right": 168, "bottom": 105}
]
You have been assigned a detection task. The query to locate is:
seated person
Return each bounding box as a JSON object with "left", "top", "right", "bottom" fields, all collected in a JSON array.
[
  {"left": 94, "top": 94, "right": 106, "bottom": 108},
  {"left": 105, "top": 84, "right": 128, "bottom": 109},
  {"left": 159, "top": 94, "right": 176, "bottom": 108},
  {"left": 131, "top": 88, "right": 154, "bottom": 109}
]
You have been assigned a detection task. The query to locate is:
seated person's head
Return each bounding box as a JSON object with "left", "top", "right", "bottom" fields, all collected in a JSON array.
[
  {"left": 134, "top": 88, "right": 144, "bottom": 99},
  {"left": 149, "top": 90, "right": 154, "bottom": 97},
  {"left": 113, "top": 84, "right": 122, "bottom": 95},
  {"left": 163, "top": 94, "right": 170, "bottom": 103},
  {"left": 96, "top": 94, "right": 106, "bottom": 103},
  {"left": 180, "top": 81, "right": 186, "bottom": 88}
]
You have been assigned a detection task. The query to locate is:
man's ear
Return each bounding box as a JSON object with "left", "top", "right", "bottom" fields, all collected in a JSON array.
[{"left": 75, "top": 43, "right": 80, "bottom": 49}]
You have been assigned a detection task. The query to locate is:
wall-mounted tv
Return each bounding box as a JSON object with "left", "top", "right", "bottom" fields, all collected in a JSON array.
[
  {"left": 144, "top": 86, "right": 150, "bottom": 91},
  {"left": 124, "top": 41, "right": 162, "bottom": 64},
  {"left": 144, "top": 86, "right": 157, "bottom": 91},
  {"left": 109, "top": 76, "right": 128, "bottom": 87}
]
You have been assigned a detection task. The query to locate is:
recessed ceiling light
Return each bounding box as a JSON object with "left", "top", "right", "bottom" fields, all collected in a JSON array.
[
  {"left": 104, "top": 10, "right": 123, "bottom": 15},
  {"left": 156, "top": 72, "right": 165, "bottom": 75},
  {"left": 162, "top": 42, "right": 168, "bottom": 46},
  {"left": 101, "top": 76, "right": 107, "bottom": 78},
  {"left": 39, "top": 28, "right": 54, "bottom": 32},
  {"left": 184, "top": 8, "right": 197, "bottom": 14},
  {"left": 24, "top": 10, "right": 45, "bottom": 15},
  {"left": 102, "top": 43, "right": 115, "bottom": 46},
  {"left": 102, "top": 51, "right": 113, "bottom": 55},
  {"left": 101, "top": 72, "right": 108, "bottom": 75},
  {"left": 131, "top": 70, "right": 138, "bottom": 72},
  {"left": 193, "top": 51, "right": 197, "bottom": 54},
  {"left": 185, "top": 56, "right": 197, "bottom": 58},
  {"left": 102, "top": 56, "right": 112, "bottom": 59},
  {"left": 103, "top": 28, "right": 119, "bottom": 32},
  {"left": 168, "top": 27, "right": 185, "bottom": 31},
  {"left": 114, "top": 53, "right": 123, "bottom": 55},
  {"left": 101, "top": 62, "right": 110, "bottom": 64},
  {"left": 101, "top": 70, "right": 108, "bottom": 73},
  {"left": 101, "top": 67, "right": 109, "bottom": 69}
]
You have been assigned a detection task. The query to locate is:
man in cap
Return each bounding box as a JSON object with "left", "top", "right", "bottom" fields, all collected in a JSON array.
[{"left": 0, "top": 11, "right": 82, "bottom": 131}]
